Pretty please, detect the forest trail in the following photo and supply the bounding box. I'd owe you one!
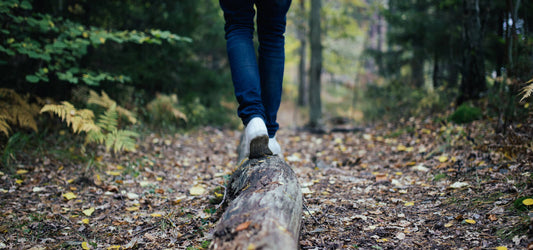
[0,117,532,249]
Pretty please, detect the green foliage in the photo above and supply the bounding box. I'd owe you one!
[449,103,482,124]
[41,91,138,153]
[0,0,190,87]
[361,81,454,121]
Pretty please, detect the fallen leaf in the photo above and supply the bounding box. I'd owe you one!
[106,171,121,176]
[150,213,162,217]
[396,232,406,240]
[495,246,507,250]
[126,207,139,212]
[396,144,407,151]
[16,169,28,174]
[404,202,414,206]
[82,241,90,250]
[32,187,45,192]
[189,185,206,196]
[301,187,313,194]
[522,198,533,206]
[127,192,139,200]
[82,207,95,216]
[438,155,448,163]
[62,192,77,201]
[412,164,429,172]
[15,179,23,184]
[375,173,388,182]
[465,219,476,224]
[449,181,469,189]
[236,221,251,232]
[444,222,454,228]
[488,214,497,221]
[82,218,89,224]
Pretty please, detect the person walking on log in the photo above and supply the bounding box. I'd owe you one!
[219,0,291,162]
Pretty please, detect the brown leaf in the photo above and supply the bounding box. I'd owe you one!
[488,214,498,221]
[235,221,251,232]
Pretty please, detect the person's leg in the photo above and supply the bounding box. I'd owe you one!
[220,0,265,125]
[220,0,271,160]
[255,0,291,138]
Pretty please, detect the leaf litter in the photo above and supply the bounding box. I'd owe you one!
[0,118,532,249]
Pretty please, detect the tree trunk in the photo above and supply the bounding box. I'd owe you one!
[211,156,303,250]
[297,0,307,107]
[308,0,322,128]
[458,0,486,104]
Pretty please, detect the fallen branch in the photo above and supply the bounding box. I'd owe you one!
[211,156,303,249]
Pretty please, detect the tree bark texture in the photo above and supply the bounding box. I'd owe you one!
[211,156,303,250]
[459,0,486,104]
[308,0,322,128]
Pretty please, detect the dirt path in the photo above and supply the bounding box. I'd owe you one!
[0,118,532,249]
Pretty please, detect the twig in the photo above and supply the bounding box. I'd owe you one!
[215,184,227,209]
[303,198,320,225]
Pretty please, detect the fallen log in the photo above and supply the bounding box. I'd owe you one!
[211,156,303,250]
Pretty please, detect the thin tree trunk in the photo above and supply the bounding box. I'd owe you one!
[309,0,322,128]
[297,0,307,107]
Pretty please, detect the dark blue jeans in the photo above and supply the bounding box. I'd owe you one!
[220,0,291,138]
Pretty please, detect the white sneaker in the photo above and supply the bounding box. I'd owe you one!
[268,137,282,158]
[237,117,271,162]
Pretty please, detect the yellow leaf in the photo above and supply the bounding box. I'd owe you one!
[82,207,95,216]
[15,179,23,184]
[156,177,163,181]
[106,171,121,176]
[465,219,476,224]
[150,213,162,217]
[62,192,77,201]
[396,144,407,151]
[522,198,533,206]
[376,238,388,243]
[67,178,74,183]
[126,207,139,212]
[404,202,414,206]
[438,155,448,163]
[189,185,206,196]
[444,222,453,228]
[99,37,106,43]
[82,241,90,250]
[495,246,508,250]
[116,165,124,170]
[16,169,28,174]
[107,246,121,250]
[82,218,89,224]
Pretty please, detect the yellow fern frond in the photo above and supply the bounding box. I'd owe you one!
[0,88,40,134]
[519,78,533,103]
[41,102,98,134]
[88,90,137,124]
[0,118,11,137]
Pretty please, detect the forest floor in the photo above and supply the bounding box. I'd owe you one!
[0,115,533,249]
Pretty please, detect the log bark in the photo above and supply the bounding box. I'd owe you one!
[211,156,303,250]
